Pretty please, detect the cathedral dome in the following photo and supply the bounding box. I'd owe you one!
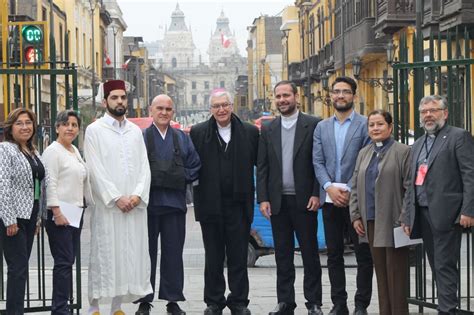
[171,3,185,18]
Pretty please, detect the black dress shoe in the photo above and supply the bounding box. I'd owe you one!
[268,302,295,315]
[307,304,323,315]
[352,307,367,315]
[167,302,186,315]
[328,304,349,315]
[230,305,251,315]
[135,302,153,315]
[204,305,223,315]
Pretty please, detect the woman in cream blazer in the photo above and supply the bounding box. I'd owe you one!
[42,110,92,315]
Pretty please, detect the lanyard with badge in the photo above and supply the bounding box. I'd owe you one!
[415,136,435,186]
[24,152,41,200]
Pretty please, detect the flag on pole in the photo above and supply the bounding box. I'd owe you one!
[122,58,131,69]
[104,48,112,66]
[221,33,231,48]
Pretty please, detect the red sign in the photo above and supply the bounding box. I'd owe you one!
[24,46,40,64]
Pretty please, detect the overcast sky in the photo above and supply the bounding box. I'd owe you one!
[116,0,293,58]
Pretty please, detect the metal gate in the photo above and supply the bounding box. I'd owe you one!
[0,63,81,313]
[392,25,474,314]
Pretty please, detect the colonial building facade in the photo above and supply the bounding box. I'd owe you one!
[154,4,246,118]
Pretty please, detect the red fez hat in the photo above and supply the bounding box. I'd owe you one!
[103,80,126,95]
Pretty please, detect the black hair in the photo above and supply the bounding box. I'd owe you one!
[367,109,393,125]
[274,80,298,94]
[331,76,357,95]
[55,110,81,128]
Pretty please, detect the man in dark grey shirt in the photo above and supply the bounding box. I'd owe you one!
[257,80,322,315]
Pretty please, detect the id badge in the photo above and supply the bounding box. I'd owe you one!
[415,164,428,186]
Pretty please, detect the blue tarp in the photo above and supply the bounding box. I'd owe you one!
[251,201,327,250]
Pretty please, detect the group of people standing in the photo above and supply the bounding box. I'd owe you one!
[0,76,473,315]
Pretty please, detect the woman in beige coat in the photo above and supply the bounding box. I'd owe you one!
[350,110,411,315]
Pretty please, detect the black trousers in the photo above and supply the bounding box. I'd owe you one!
[200,202,250,310]
[270,195,322,308]
[419,207,462,313]
[0,206,38,315]
[322,203,373,308]
[45,211,82,315]
[140,211,186,303]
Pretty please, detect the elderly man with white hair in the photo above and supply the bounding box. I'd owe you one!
[190,89,259,315]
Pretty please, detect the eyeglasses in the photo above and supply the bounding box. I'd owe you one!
[210,102,232,110]
[14,120,34,127]
[330,89,353,96]
[420,108,445,115]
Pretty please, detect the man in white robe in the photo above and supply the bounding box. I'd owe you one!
[84,80,152,315]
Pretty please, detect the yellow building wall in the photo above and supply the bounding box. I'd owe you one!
[57,0,101,89]
[281,6,299,81]
[255,17,266,102]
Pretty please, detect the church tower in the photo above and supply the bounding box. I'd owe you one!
[208,10,239,67]
[162,3,195,69]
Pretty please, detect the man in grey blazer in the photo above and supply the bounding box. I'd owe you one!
[402,95,474,315]
[257,81,323,315]
[312,76,373,315]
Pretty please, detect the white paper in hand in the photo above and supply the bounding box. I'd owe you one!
[393,226,423,248]
[325,183,349,203]
[55,201,84,228]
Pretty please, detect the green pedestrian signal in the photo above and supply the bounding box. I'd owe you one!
[22,25,43,44]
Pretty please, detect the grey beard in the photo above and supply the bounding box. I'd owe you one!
[421,120,445,135]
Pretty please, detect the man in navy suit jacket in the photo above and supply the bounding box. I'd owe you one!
[312,77,373,315]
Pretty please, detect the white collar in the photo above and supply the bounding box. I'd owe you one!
[281,110,299,129]
[103,112,127,130]
[217,122,231,143]
[153,123,169,140]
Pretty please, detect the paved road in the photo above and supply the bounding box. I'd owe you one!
[6,207,458,314]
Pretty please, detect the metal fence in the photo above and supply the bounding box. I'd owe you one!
[393,25,474,313]
[0,227,82,314]
[0,64,81,314]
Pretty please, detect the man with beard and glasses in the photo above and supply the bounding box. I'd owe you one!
[84,80,152,315]
[257,81,323,315]
[312,76,373,315]
[401,95,474,315]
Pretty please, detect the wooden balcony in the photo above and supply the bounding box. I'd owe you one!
[374,0,416,35]
[332,17,386,70]
[288,62,303,83]
[439,0,474,31]
[309,55,320,80]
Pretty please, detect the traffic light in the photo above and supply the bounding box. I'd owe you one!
[21,23,45,65]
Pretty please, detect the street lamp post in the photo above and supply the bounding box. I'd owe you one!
[89,0,98,111]
[261,58,266,112]
[128,42,135,117]
[341,0,346,76]
[111,24,118,79]
[301,2,313,113]
[281,27,291,80]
